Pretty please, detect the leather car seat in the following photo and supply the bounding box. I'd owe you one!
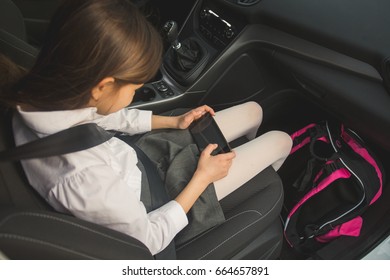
[0,0,38,68]
[0,107,284,259]
[0,0,285,260]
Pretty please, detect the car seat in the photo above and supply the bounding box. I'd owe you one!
[0,0,38,68]
[0,0,285,259]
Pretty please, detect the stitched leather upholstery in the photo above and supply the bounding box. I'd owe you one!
[0,211,153,259]
[177,167,284,259]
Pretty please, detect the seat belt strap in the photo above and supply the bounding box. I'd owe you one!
[114,134,177,260]
[0,123,114,161]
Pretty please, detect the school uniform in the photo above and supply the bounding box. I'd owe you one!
[12,107,190,255]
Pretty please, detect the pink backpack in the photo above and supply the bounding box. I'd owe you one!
[284,121,385,251]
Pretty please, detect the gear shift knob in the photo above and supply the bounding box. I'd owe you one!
[163,20,181,50]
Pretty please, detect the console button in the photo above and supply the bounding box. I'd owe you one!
[156,81,168,92]
[224,28,235,39]
[200,9,208,19]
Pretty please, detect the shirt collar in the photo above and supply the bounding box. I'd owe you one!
[17,106,105,135]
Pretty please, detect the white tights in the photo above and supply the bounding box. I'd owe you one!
[213,101,292,200]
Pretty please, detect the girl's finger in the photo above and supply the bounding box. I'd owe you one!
[202,143,218,156]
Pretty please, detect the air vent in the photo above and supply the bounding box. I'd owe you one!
[237,0,261,6]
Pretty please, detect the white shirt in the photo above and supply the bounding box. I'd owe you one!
[12,107,188,255]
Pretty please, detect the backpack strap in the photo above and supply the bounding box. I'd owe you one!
[291,122,342,192]
[292,157,319,192]
[308,124,340,162]
[290,123,318,154]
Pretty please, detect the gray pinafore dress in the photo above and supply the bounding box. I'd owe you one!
[135,128,225,246]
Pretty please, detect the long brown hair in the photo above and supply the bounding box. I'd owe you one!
[0,0,163,111]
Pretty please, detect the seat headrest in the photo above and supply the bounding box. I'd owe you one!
[0,0,26,41]
[0,1,38,68]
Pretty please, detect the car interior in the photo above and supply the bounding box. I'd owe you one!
[1,0,389,260]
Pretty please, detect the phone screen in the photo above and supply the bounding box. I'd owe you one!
[189,113,231,155]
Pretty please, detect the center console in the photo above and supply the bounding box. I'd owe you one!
[198,5,239,50]
[130,0,247,112]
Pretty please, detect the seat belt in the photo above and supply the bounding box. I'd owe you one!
[115,134,177,260]
[0,122,176,259]
[0,123,114,161]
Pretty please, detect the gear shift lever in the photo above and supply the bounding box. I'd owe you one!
[163,20,202,72]
[162,20,208,85]
[163,20,181,50]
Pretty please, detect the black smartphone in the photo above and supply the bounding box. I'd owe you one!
[189,113,231,156]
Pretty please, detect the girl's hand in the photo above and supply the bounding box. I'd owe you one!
[194,144,236,185]
[175,143,235,214]
[176,105,215,129]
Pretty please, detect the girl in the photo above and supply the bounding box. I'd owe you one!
[0,0,292,256]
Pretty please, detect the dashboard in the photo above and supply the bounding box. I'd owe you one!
[186,0,390,150]
[213,0,390,90]
[130,0,390,150]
